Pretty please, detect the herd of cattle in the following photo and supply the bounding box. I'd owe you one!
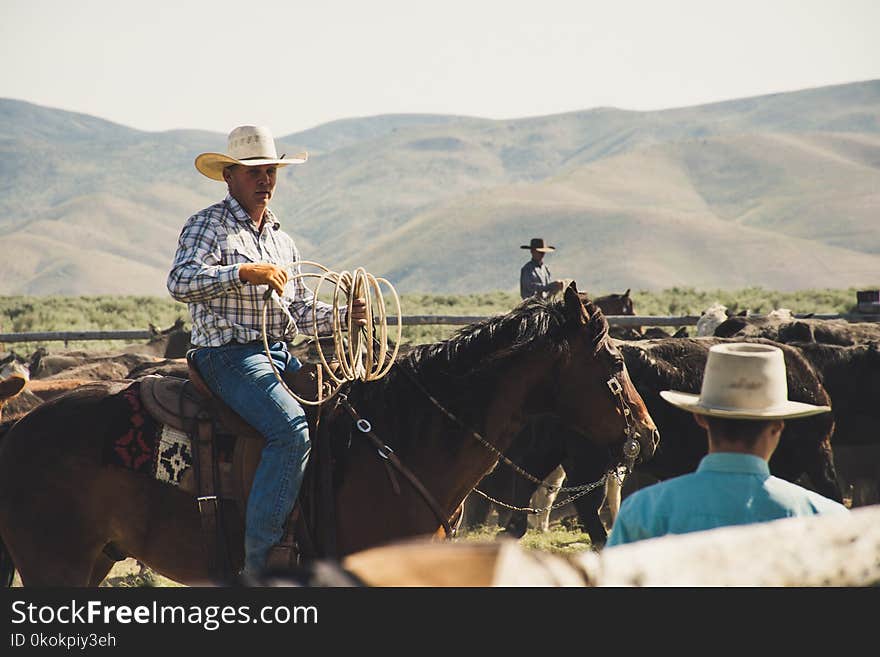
[467,300,880,545]
[1,298,879,552]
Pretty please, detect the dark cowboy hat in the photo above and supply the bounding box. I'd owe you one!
[520,237,556,252]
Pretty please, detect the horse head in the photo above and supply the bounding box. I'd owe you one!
[592,288,634,316]
[552,283,659,468]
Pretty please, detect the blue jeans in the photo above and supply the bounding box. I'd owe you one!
[191,341,309,577]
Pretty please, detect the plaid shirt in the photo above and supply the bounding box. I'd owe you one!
[167,195,341,347]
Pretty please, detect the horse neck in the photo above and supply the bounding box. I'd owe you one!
[355,346,558,512]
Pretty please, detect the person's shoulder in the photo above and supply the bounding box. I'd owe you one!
[801,487,850,514]
[765,476,850,514]
[186,200,229,226]
[623,472,702,506]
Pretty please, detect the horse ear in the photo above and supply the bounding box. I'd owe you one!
[563,282,588,325]
[624,288,630,297]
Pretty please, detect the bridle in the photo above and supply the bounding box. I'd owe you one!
[607,374,644,472]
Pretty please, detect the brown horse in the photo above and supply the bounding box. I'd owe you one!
[0,285,659,586]
[593,289,634,317]
[594,289,644,340]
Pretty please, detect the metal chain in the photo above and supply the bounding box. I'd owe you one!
[395,362,604,493]
[472,474,608,514]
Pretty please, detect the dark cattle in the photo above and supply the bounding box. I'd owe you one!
[789,341,880,505]
[714,316,880,346]
[616,338,838,493]
[29,351,160,380]
[641,327,689,339]
[468,336,841,546]
[126,358,189,379]
[125,340,419,380]
[0,379,93,424]
[608,327,644,340]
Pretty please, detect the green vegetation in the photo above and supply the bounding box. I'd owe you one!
[0,287,865,353]
[0,295,188,333]
[627,286,863,317]
[460,524,594,556]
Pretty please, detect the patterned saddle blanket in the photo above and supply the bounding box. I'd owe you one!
[103,381,236,492]
[104,366,326,501]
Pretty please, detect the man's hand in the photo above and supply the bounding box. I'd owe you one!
[350,298,368,327]
[551,280,565,293]
[239,263,288,296]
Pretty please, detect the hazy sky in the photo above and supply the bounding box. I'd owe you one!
[2,0,878,136]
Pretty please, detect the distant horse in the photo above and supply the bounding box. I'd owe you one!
[594,289,634,317]
[0,284,659,586]
[594,289,688,340]
[594,289,644,340]
[145,318,192,359]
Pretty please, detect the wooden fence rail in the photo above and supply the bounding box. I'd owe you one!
[1,312,878,344]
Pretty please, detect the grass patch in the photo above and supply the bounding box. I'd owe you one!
[458,524,594,556]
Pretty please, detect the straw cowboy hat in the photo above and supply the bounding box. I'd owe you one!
[195,125,308,181]
[520,238,556,252]
[659,343,831,420]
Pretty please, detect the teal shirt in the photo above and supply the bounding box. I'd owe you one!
[606,452,849,547]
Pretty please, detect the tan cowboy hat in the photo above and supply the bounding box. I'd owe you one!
[520,237,556,252]
[659,343,831,420]
[195,125,308,181]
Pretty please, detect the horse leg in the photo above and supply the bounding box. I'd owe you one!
[14,537,106,587]
[599,473,623,532]
[461,491,493,530]
[527,465,565,532]
[572,486,608,548]
[498,477,540,539]
[0,481,114,587]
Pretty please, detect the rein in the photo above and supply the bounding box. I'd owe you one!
[335,393,455,538]
[394,347,643,515]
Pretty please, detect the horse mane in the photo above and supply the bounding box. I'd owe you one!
[403,295,609,379]
[334,295,610,458]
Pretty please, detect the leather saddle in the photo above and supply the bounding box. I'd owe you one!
[137,352,337,577]
[138,356,328,504]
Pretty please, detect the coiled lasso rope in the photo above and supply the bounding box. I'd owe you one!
[261,261,402,406]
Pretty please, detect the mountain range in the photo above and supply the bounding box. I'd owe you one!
[1,79,878,297]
